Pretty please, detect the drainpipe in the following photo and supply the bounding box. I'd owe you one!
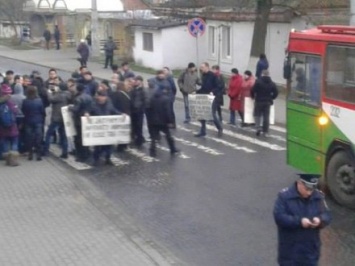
[351,0,355,25]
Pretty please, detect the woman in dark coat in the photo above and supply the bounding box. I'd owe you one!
[0,84,20,166]
[22,86,46,161]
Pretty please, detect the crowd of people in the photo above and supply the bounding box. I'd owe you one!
[0,53,277,167]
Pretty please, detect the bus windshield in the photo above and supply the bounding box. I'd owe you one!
[288,53,321,107]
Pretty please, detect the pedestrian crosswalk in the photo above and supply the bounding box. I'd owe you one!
[48,120,287,171]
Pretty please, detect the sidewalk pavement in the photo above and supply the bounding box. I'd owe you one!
[0,157,182,266]
[0,45,286,125]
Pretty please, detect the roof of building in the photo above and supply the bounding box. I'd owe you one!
[129,18,187,29]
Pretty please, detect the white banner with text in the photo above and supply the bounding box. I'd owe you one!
[82,115,131,146]
[189,94,215,121]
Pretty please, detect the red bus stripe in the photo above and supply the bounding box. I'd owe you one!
[323,98,355,111]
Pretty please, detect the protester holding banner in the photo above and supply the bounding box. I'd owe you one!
[88,91,120,166]
[69,84,93,162]
[43,82,71,159]
[177,62,201,124]
[251,69,278,137]
[211,65,225,123]
[227,68,243,126]
[195,62,222,138]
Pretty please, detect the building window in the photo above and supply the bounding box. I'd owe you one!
[325,45,355,104]
[143,32,153,52]
[222,26,231,59]
[208,26,216,56]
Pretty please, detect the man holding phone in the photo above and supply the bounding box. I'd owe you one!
[273,174,331,266]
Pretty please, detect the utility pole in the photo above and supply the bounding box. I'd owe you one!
[91,0,100,58]
[351,0,355,25]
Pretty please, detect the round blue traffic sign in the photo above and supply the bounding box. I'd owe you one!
[187,18,206,37]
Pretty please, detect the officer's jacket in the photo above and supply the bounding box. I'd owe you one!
[273,183,331,265]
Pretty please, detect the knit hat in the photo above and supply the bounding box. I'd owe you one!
[1,84,12,95]
[188,62,196,69]
[231,68,239,74]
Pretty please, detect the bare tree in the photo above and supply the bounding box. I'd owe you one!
[0,0,27,40]
[250,0,272,57]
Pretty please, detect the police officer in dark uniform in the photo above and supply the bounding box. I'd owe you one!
[273,174,331,266]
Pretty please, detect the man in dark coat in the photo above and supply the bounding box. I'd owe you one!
[111,82,131,152]
[146,88,179,157]
[43,28,51,50]
[273,174,331,266]
[69,84,93,162]
[43,83,71,159]
[89,91,120,166]
[251,69,278,137]
[195,62,223,137]
[81,71,98,97]
[103,36,117,69]
[54,25,60,50]
[211,65,225,122]
[130,76,146,148]
[77,40,90,67]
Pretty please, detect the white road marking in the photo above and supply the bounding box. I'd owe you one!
[156,144,191,159]
[49,146,92,170]
[110,155,130,167]
[236,126,286,142]
[178,126,256,153]
[173,137,224,156]
[189,122,286,151]
[126,148,159,162]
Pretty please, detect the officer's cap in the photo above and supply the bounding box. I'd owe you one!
[298,174,320,189]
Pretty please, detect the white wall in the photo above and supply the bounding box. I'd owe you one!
[265,22,291,85]
[161,26,200,69]
[133,28,163,69]
[205,20,254,77]
[0,23,23,38]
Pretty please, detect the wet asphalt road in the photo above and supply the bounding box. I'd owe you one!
[2,57,355,266]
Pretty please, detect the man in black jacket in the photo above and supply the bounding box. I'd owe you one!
[251,69,278,136]
[69,84,93,161]
[147,88,179,157]
[195,62,223,137]
[130,76,146,148]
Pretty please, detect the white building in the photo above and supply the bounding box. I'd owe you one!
[130,16,309,84]
[132,19,197,70]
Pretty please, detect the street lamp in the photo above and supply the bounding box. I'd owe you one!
[91,0,100,58]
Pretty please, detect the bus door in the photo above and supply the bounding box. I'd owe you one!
[287,53,323,173]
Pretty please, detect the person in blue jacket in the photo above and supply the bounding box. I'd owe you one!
[256,53,269,79]
[273,174,331,266]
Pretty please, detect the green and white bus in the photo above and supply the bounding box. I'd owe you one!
[286,25,355,208]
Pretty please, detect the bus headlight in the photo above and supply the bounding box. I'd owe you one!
[318,115,329,126]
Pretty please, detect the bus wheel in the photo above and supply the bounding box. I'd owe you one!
[327,151,355,208]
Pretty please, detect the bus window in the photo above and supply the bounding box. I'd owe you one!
[288,54,321,107]
[326,46,355,104]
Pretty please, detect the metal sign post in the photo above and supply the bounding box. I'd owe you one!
[188,18,206,75]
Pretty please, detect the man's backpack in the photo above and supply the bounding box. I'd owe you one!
[0,102,15,128]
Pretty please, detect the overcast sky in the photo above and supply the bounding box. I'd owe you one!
[33,0,123,11]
